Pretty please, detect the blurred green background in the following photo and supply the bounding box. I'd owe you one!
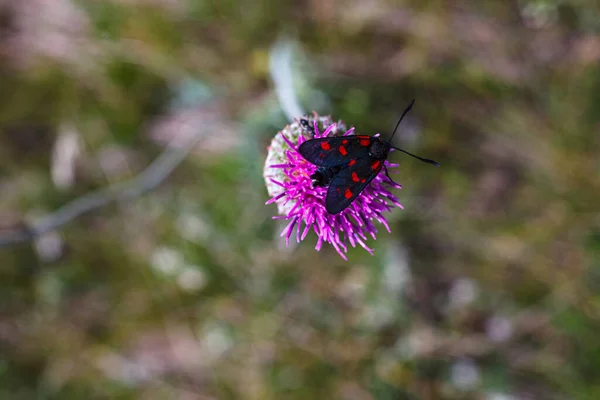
[1,0,600,399]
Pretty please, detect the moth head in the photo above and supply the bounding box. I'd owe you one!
[369,138,391,159]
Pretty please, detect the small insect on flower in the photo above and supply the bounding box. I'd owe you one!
[263,100,439,260]
[299,99,439,214]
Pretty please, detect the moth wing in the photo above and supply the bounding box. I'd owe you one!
[298,136,372,167]
[325,155,384,214]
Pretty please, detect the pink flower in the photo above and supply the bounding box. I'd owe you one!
[264,113,403,260]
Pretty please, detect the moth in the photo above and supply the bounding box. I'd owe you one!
[298,100,439,214]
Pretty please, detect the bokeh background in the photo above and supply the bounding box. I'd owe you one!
[1,0,600,399]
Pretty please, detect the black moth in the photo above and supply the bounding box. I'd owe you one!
[298,99,439,214]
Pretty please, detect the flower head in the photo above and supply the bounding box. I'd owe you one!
[264,113,403,260]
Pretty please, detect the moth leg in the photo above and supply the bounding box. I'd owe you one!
[383,165,401,187]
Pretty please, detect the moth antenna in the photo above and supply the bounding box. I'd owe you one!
[391,146,440,166]
[389,99,415,142]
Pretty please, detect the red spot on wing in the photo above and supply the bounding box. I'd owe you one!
[351,172,359,182]
[342,139,348,144]
[321,142,331,151]
[371,160,381,170]
[361,178,366,183]
[348,159,356,166]
[339,146,347,155]
[344,188,353,199]
[357,135,371,147]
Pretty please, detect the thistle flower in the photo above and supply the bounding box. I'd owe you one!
[264,113,403,260]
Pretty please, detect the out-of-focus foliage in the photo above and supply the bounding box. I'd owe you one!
[1,0,599,399]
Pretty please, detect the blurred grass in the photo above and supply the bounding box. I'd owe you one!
[1,0,600,399]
